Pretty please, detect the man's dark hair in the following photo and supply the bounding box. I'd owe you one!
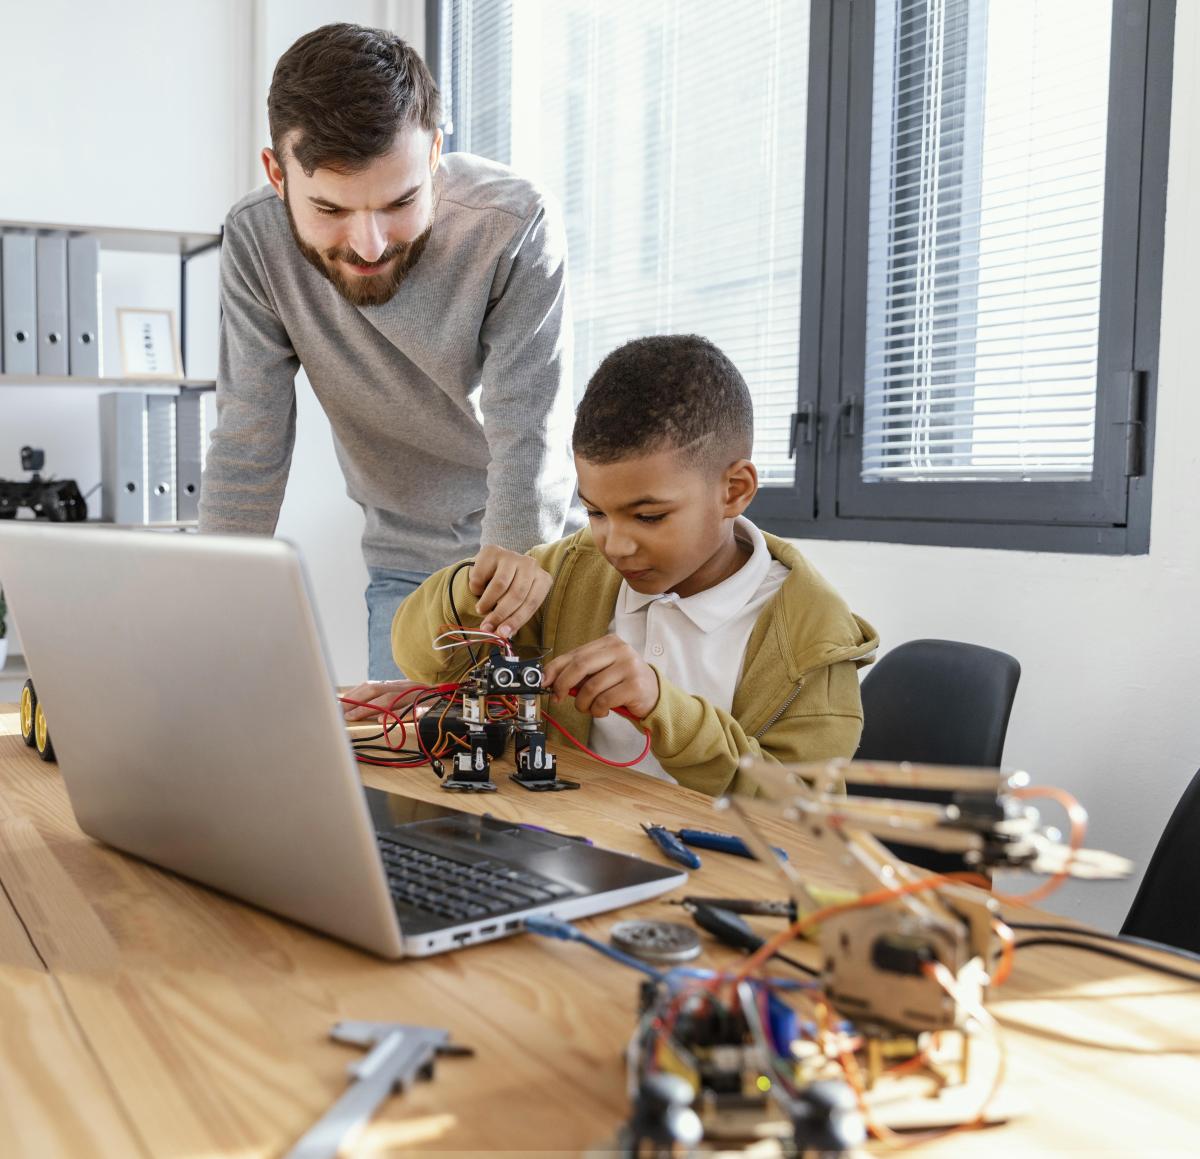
[268,23,442,176]
[573,335,754,473]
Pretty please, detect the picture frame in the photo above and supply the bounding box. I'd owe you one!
[116,307,183,379]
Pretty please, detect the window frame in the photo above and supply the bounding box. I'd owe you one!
[429,0,1174,556]
[760,0,1174,555]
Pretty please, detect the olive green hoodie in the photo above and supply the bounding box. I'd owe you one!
[392,526,878,797]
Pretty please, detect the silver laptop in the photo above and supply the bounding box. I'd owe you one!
[0,524,686,958]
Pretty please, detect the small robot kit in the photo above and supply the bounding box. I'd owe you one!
[345,628,651,793]
[607,757,1134,1156]
[342,555,653,792]
[0,446,87,522]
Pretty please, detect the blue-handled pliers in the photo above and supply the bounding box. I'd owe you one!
[641,823,702,869]
[675,828,790,862]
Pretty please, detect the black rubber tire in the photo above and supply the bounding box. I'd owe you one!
[19,679,37,747]
[34,701,55,762]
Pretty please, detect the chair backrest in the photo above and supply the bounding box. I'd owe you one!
[854,638,1021,875]
[857,638,1021,767]
[1120,768,1200,955]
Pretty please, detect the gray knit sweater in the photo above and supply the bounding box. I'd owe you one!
[198,152,576,572]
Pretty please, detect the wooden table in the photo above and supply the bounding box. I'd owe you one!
[0,703,1196,1157]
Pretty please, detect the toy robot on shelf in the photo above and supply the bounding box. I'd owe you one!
[0,447,87,522]
[440,648,579,793]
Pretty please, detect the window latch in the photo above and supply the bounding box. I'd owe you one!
[788,403,815,458]
[825,396,860,452]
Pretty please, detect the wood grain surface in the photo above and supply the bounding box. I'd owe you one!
[0,705,1196,1157]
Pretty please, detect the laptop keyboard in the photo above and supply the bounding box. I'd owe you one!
[376,835,574,923]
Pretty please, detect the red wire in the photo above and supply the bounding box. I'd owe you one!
[338,683,465,760]
[340,677,654,772]
[353,755,431,768]
[542,709,653,768]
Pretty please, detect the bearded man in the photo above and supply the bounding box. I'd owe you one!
[199,23,575,678]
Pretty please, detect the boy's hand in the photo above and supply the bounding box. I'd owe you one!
[340,679,423,722]
[542,635,660,720]
[469,545,552,639]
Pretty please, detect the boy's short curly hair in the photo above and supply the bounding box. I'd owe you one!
[573,335,753,473]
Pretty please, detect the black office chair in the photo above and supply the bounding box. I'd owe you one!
[1120,768,1200,955]
[854,638,1022,873]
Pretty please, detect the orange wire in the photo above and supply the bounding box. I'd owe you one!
[728,870,992,985]
[991,919,1015,986]
[434,693,457,757]
[992,785,1087,906]
[884,1049,931,1078]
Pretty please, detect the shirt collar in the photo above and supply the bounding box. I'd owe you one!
[617,518,773,632]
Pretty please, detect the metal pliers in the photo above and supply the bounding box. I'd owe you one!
[641,823,702,869]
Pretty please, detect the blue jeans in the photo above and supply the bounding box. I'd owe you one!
[365,567,432,680]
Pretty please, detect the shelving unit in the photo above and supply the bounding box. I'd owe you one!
[0,217,222,529]
[0,374,216,389]
[0,215,221,388]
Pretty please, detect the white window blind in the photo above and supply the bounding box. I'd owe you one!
[444,0,809,485]
[862,0,1113,482]
[443,0,514,161]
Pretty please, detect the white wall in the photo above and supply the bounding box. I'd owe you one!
[0,0,250,653]
[793,3,1200,931]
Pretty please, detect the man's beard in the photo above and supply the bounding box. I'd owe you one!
[284,190,433,307]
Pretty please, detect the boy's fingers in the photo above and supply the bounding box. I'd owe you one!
[484,573,535,636]
[544,637,607,694]
[590,681,634,716]
[340,681,379,712]
[548,647,608,702]
[488,574,550,636]
[467,551,498,596]
[475,559,517,617]
[499,589,543,637]
[573,666,624,715]
[340,680,418,720]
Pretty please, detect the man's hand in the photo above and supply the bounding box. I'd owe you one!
[340,679,424,722]
[542,635,660,720]
[469,545,552,639]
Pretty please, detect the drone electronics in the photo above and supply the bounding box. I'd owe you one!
[605,757,1135,1155]
[0,446,87,522]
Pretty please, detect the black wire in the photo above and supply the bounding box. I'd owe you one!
[1007,922,1200,968]
[352,728,388,743]
[350,687,460,765]
[408,689,463,761]
[1014,937,1200,984]
[773,951,819,978]
[447,559,477,664]
[350,748,427,767]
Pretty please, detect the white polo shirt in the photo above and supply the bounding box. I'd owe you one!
[589,517,790,781]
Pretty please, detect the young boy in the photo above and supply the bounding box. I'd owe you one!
[349,334,878,796]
